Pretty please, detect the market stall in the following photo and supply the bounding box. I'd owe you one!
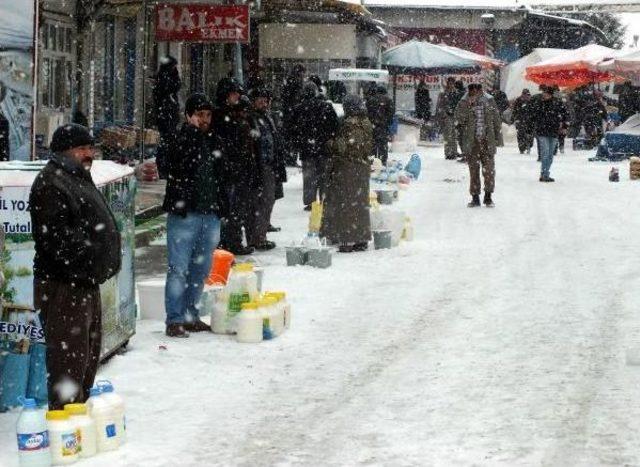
[0,160,137,363]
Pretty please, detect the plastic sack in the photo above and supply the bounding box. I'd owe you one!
[26,343,48,405]
[404,154,422,180]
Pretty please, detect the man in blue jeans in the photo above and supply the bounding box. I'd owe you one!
[163,93,229,337]
[529,85,569,182]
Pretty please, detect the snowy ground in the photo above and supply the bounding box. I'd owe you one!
[3,142,640,466]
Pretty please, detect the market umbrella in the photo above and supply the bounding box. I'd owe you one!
[382,39,502,103]
[525,44,621,88]
[382,39,502,74]
[597,50,640,84]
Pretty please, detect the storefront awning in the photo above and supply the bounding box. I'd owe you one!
[264,0,370,15]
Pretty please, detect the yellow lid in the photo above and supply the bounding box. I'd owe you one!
[64,403,87,415]
[241,302,259,311]
[260,296,277,306]
[263,292,281,302]
[46,410,70,421]
[270,291,287,300]
[233,263,254,273]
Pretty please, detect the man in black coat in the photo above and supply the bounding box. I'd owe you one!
[291,82,338,210]
[30,124,121,409]
[246,87,286,250]
[528,86,569,182]
[163,93,228,337]
[213,78,256,256]
[512,89,534,154]
[366,85,395,166]
[153,56,182,178]
[415,79,432,121]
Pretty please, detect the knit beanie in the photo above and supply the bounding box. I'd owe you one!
[50,124,94,153]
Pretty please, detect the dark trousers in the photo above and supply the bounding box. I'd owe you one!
[35,278,102,410]
[372,136,389,166]
[467,139,495,196]
[516,125,534,153]
[221,180,254,248]
[246,166,276,246]
[302,158,327,207]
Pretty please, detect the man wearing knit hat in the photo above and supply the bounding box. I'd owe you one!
[29,123,121,409]
[163,93,228,337]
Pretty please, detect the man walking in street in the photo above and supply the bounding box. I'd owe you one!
[512,89,534,154]
[455,84,503,207]
[163,93,228,337]
[30,124,121,409]
[436,77,464,160]
[529,85,569,182]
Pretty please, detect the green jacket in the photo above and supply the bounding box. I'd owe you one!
[327,116,373,167]
[455,94,504,155]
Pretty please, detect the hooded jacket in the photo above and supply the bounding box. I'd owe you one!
[30,153,121,286]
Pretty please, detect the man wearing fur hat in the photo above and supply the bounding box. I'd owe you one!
[30,124,121,409]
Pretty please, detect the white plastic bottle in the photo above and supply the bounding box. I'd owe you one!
[46,410,78,465]
[263,296,284,337]
[64,403,97,458]
[271,291,291,329]
[86,387,119,452]
[96,381,126,445]
[236,302,263,343]
[16,398,51,467]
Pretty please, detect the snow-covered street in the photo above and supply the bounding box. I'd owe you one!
[3,143,640,466]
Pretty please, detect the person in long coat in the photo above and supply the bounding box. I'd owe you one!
[153,56,182,178]
[321,95,373,253]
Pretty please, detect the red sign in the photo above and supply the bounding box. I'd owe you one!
[155,4,249,43]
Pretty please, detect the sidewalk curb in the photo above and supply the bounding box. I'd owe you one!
[134,208,166,248]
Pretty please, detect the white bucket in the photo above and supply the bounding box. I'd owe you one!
[136,278,165,321]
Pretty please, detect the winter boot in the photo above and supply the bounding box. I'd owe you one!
[467,195,481,208]
[483,192,494,207]
[352,242,369,252]
[166,324,189,338]
[229,244,255,256]
[183,320,211,333]
[267,224,281,232]
[254,241,277,251]
[540,176,555,183]
[338,243,354,253]
[303,205,312,212]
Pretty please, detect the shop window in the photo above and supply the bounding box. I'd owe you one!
[39,19,76,110]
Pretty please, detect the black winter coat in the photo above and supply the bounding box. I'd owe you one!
[213,105,256,185]
[290,97,338,161]
[249,109,287,199]
[30,154,121,287]
[366,93,395,140]
[162,123,229,218]
[153,66,181,135]
[528,95,569,137]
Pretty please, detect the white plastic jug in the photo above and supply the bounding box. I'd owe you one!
[226,264,259,330]
[262,296,284,337]
[46,410,79,465]
[64,403,97,458]
[86,387,119,452]
[236,302,263,343]
[269,291,291,330]
[16,398,51,467]
[96,381,126,445]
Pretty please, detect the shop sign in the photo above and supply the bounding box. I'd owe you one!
[155,4,250,43]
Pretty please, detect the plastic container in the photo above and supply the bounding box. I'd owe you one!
[262,296,284,337]
[46,410,79,465]
[258,300,274,341]
[64,404,97,458]
[236,302,263,343]
[265,292,286,332]
[206,249,235,285]
[373,230,392,249]
[85,387,119,452]
[225,264,259,329]
[402,217,414,241]
[208,286,232,334]
[136,278,165,320]
[96,381,126,445]
[16,398,51,467]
